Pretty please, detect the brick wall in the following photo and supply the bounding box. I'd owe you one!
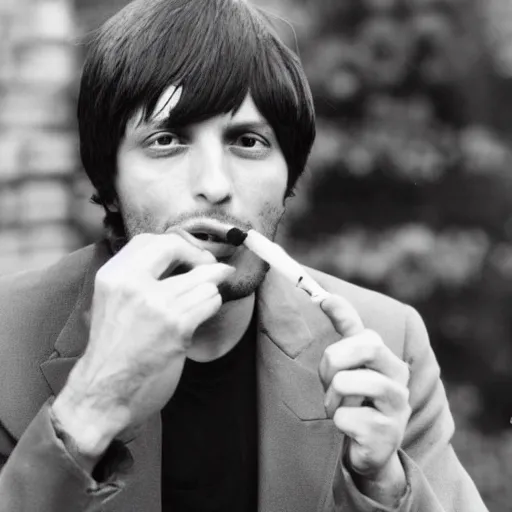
[0,0,103,275]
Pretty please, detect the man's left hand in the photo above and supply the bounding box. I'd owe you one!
[318,293,411,501]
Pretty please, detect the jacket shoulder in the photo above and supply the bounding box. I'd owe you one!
[0,244,95,343]
[0,245,97,435]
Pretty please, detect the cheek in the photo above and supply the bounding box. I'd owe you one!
[261,199,285,229]
[241,157,287,202]
[249,174,287,235]
[117,158,185,214]
[265,164,287,213]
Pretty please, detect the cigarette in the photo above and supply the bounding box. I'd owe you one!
[226,227,330,304]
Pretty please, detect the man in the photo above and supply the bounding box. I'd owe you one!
[0,0,488,511]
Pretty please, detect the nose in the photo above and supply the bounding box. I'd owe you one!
[190,138,233,206]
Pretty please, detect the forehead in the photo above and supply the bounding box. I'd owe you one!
[126,85,268,133]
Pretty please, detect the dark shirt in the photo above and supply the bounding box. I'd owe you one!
[161,317,258,512]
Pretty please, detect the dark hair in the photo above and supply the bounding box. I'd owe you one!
[78,0,316,235]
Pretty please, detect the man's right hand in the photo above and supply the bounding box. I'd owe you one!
[52,232,235,466]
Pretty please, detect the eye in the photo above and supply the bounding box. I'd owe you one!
[238,135,262,147]
[229,132,272,160]
[232,133,270,149]
[148,133,180,148]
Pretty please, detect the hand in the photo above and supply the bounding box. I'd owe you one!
[318,293,411,502]
[53,231,235,460]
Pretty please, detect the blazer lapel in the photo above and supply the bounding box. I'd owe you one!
[256,269,343,512]
[39,242,162,512]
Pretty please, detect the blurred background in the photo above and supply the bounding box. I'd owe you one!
[0,0,511,508]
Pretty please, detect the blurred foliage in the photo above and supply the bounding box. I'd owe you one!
[273,3,512,504]
[277,0,512,436]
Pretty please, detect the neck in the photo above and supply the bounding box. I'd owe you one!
[187,293,256,362]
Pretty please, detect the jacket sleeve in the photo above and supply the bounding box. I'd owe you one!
[0,398,130,512]
[329,305,489,512]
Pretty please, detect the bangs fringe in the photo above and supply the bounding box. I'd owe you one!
[94,0,312,132]
[97,0,257,127]
[79,0,315,209]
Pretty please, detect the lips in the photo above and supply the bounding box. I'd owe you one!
[176,219,242,259]
[190,232,225,243]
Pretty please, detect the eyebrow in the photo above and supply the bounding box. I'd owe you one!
[135,118,274,136]
[225,121,273,133]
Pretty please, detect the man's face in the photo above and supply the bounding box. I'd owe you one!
[115,90,288,301]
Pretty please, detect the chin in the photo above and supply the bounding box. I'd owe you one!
[218,261,270,303]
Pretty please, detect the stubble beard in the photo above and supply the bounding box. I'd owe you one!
[120,206,283,303]
[216,256,270,303]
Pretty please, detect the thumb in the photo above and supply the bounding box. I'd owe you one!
[319,293,364,338]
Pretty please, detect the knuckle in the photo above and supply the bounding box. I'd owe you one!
[323,344,339,370]
[361,337,380,363]
[120,280,144,300]
[363,330,386,361]
[95,270,123,294]
[389,382,410,408]
[380,379,410,415]
[163,310,187,336]
[333,407,346,426]
[373,414,392,435]
[174,317,191,338]
[96,267,147,298]
[146,291,166,312]
[161,309,176,329]
[331,371,345,392]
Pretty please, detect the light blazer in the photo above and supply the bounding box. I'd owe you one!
[0,242,488,511]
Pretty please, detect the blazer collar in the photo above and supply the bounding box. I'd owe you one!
[255,269,342,512]
[255,267,341,420]
[40,242,111,395]
[256,267,313,357]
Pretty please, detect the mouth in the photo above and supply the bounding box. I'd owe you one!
[176,219,244,259]
[190,232,226,243]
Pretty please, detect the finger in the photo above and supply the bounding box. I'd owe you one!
[156,283,223,339]
[332,405,382,442]
[333,406,403,476]
[158,263,235,297]
[319,293,364,338]
[180,292,223,334]
[170,282,220,311]
[319,330,410,390]
[324,369,409,418]
[115,231,217,279]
